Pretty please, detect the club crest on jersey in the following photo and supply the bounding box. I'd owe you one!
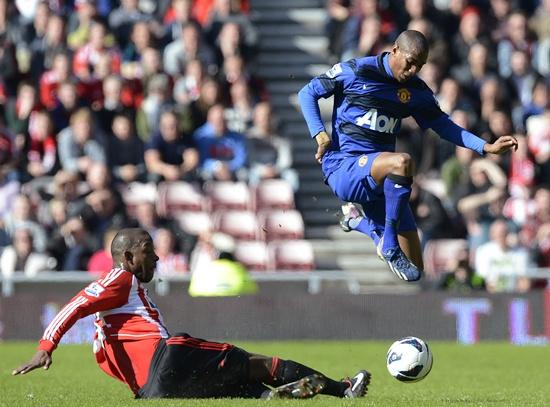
[358,155,368,167]
[397,88,411,103]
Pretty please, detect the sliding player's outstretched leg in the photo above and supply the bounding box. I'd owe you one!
[249,355,371,399]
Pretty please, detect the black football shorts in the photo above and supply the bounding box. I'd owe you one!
[137,332,268,399]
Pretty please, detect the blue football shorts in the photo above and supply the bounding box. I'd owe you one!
[324,151,417,233]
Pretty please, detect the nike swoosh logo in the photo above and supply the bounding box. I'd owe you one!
[394,184,402,189]
[352,372,365,391]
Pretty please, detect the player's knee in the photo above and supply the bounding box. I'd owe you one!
[391,153,414,173]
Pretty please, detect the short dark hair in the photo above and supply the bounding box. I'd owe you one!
[396,30,429,57]
[111,228,151,261]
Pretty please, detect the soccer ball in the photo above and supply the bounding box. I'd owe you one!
[386,336,433,382]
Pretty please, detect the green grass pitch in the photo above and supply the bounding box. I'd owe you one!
[1,341,549,407]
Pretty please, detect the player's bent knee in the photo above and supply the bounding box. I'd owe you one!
[391,153,412,170]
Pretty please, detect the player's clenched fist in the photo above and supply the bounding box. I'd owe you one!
[315,131,332,163]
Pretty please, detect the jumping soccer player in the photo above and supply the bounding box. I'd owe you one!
[13,228,370,400]
[298,30,517,282]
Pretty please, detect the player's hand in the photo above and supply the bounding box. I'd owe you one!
[483,135,518,155]
[315,131,332,164]
[12,350,52,376]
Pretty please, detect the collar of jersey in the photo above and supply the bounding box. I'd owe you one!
[378,52,394,79]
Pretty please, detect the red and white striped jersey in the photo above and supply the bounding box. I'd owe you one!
[38,268,169,394]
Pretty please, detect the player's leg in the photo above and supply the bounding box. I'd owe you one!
[369,152,422,281]
[370,152,414,252]
[399,231,423,270]
[248,354,370,399]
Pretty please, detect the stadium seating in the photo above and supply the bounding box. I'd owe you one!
[234,240,272,271]
[270,239,315,271]
[205,181,254,210]
[118,182,158,218]
[216,210,262,240]
[175,211,213,236]
[157,181,208,216]
[255,179,295,210]
[261,209,305,241]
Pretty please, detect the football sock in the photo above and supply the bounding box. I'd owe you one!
[270,358,349,397]
[350,218,381,245]
[382,174,412,252]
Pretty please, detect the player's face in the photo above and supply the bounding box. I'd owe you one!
[134,237,159,283]
[390,45,428,83]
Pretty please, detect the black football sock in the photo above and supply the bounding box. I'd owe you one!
[269,358,349,397]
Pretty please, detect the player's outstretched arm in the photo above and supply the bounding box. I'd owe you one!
[482,135,518,155]
[12,350,52,376]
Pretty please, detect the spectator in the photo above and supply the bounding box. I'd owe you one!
[25,1,51,81]
[0,227,56,277]
[410,180,456,246]
[225,78,254,133]
[67,0,98,51]
[136,73,173,141]
[121,20,154,69]
[39,52,72,110]
[179,76,221,134]
[246,102,297,189]
[72,18,121,81]
[456,158,508,250]
[214,21,251,65]
[436,77,474,115]
[342,15,385,60]
[5,82,39,144]
[475,218,533,293]
[93,74,134,133]
[325,0,352,60]
[497,10,537,78]
[193,104,247,181]
[204,0,258,55]
[107,113,146,183]
[438,249,485,292]
[220,54,266,101]
[163,0,200,43]
[451,6,488,66]
[172,58,204,106]
[109,0,151,50]
[154,227,189,275]
[24,110,58,180]
[131,200,196,257]
[3,193,47,253]
[57,216,95,271]
[50,81,83,133]
[144,109,198,182]
[57,108,106,176]
[87,228,118,274]
[451,42,494,101]
[506,50,538,112]
[0,0,22,97]
[163,22,216,77]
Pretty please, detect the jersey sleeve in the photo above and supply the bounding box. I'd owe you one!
[298,60,355,138]
[410,88,447,130]
[38,269,133,354]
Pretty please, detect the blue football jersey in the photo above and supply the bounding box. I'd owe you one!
[299,52,446,155]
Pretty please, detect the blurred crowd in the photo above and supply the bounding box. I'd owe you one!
[1,0,549,295]
[0,0,300,277]
[327,0,550,292]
